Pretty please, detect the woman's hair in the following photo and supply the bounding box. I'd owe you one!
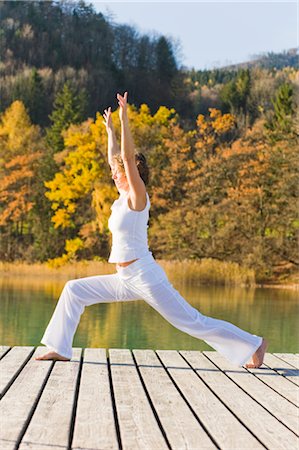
[113,152,149,185]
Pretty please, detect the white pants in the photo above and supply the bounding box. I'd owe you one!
[41,254,263,366]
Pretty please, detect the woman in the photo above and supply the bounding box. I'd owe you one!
[36,92,268,368]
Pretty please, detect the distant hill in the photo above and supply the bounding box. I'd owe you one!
[218,48,298,71]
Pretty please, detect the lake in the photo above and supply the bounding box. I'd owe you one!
[0,273,298,353]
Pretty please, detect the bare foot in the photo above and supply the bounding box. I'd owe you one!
[245,338,268,368]
[35,351,70,361]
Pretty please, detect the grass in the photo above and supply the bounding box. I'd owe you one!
[161,258,256,286]
[0,258,256,286]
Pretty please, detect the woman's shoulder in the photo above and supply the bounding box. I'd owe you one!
[127,190,150,212]
[111,189,150,212]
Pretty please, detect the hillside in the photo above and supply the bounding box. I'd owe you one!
[219,48,298,71]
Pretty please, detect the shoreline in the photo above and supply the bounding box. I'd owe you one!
[255,283,299,291]
[1,260,298,290]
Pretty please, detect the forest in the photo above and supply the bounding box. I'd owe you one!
[0,0,298,282]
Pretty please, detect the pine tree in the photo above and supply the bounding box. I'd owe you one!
[46,81,87,155]
[27,68,47,126]
[265,82,296,141]
[154,36,178,106]
[220,69,251,130]
[33,82,87,260]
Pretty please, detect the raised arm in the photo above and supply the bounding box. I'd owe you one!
[117,92,146,210]
[103,107,120,168]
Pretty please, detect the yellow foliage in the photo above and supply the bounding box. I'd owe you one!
[92,183,118,233]
[51,208,72,229]
[213,113,236,134]
[0,101,41,156]
[208,108,221,119]
[153,106,177,126]
[44,117,107,228]
[47,237,84,267]
[196,114,205,126]
[65,237,84,255]
[0,101,43,225]
[46,254,70,268]
[195,108,236,158]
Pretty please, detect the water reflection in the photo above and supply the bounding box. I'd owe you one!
[0,274,298,353]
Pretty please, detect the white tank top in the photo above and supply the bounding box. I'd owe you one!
[108,191,151,263]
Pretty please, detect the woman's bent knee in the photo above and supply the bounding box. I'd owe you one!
[65,279,76,289]
[64,279,81,298]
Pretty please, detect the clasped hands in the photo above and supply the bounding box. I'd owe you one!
[103,91,128,132]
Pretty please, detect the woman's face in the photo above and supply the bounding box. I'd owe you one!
[111,164,129,193]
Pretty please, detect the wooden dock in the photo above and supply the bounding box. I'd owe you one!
[0,346,298,450]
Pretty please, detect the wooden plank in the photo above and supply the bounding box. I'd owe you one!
[72,348,118,450]
[109,349,168,450]
[18,348,82,450]
[0,346,10,359]
[245,360,299,407]
[133,349,216,449]
[0,347,298,450]
[204,351,299,435]
[274,353,299,369]
[0,346,34,398]
[264,353,299,386]
[0,347,53,450]
[181,350,299,449]
[157,350,263,449]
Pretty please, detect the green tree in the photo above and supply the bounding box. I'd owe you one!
[26,68,47,126]
[220,69,251,130]
[153,36,178,107]
[265,82,296,141]
[29,81,87,260]
[46,81,87,155]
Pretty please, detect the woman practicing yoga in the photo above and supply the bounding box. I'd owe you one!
[36,92,268,368]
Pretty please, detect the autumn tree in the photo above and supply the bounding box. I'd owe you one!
[151,113,298,280]
[0,101,44,260]
[218,119,298,278]
[150,108,237,259]
[44,111,116,265]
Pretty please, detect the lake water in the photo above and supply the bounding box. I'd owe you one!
[0,274,298,353]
